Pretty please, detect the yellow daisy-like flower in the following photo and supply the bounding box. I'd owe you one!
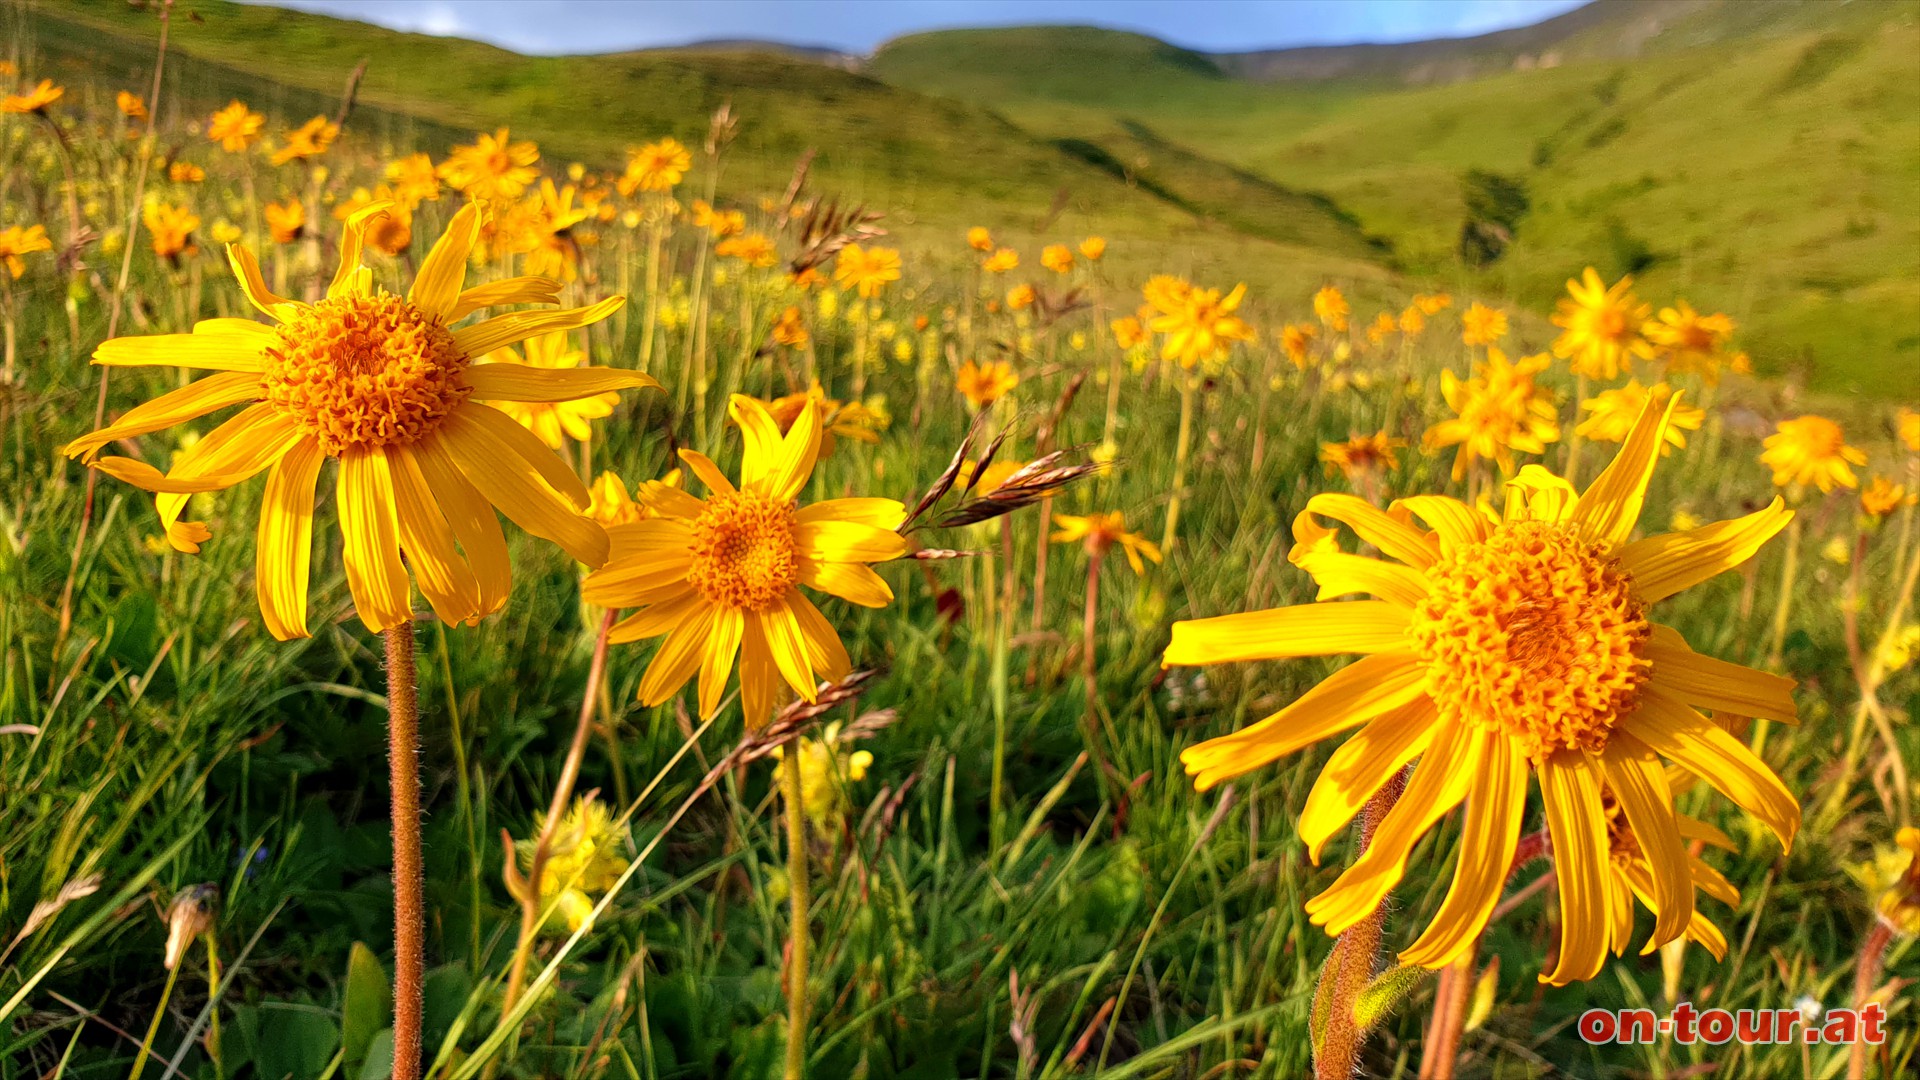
[1898,408,1920,454]
[440,128,540,202]
[335,186,414,255]
[1576,379,1702,456]
[580,395,911,726]
[1,79,62,114]
[271,115,338,167]
[1314,285,1350,333]
[513,180,591,281]
[956,359,1018,410]
[1005,283,1036,311]
[1149,282,1254,369]
[716,232,779,268]
[759,380,885,457]
[1080,236,1106,262]
[1644,302,1737,384]
[833,243,901,298]
[1365,311,1398,347]
[1552,267,1653,380]
[1282,323,1318,370]
[168,162,206,184]
[144,201,200,262]
[691,200,744,239]
[966,226,993,252]
[1164,394,1798,984]
[1423,348,1560,481]
[116,90,148,121]
[1460,301,1507,347]
[264,199,305,245]
[208,100,264,153]
[1053,511,1163,575]
[1398,306,1426,337]
[0,224,52,279]
[618,138,691,196]
[770,720,875,830]
[1041,244,1075,274]
[587,467,683,528]
[981,248,1018,274]
[1860,476,1914,521]
[1414,292,1452,316]
[1597,776,1741,962]
[63,203,655,639]
[1111,315,1148,351]
[1319,432,1405,483]
[384,153,442,208]
[1761,415,1866,493]
[484,332,617,450]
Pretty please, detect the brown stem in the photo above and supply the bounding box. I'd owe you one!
[1848,920,1893,1080]
[1315,768,1407,1080]
[385,624,425,1080]
[1422,945,1478,1080]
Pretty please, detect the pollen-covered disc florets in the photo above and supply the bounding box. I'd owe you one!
[688,489,800,611]
[264,292,470,454]
[1410,520,1650,762]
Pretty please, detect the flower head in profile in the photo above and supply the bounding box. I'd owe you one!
[208,100,264,153]
[967,226,993,252]
[64,202,654,640]
[440,128,540,202]
[1314,286,1350,333]
[1576,379,1701,456]
[1041,244,1075,274]
[270,116,338,166]
[1079,236,1106,261]
[1761,415,1865,493]
[1552,268,1652,380]
[514,796,628,934]
[618,138,691,196]
[1053,511,1162,575]
[587,467,683,528]
[264,199,306,245]
[757,381,886,458]
[770,720,875,831]
[957,359,1018,410]
[580,395,911,727]
[1148,281,1254,369]
[144,201,200,262]
[336,186,414,255]
[716,232,779,268]
[982,248,1019,274]
[1424,349,1560,481]
[1644,302,1737,383]
[1860,476,1914,521]
[1111,315,1148,351]
[1319,432,1405,485]
[1282,323,1318,370]
[0,224,51,278]
[1,79,62,115]
[833,243,901,298]
[1365,311,1398,347]
[1165,394,1798,984]
[1460,301,1507,347]
[483,332,618,450]
[772,305,810,348]
[1414,292,1452,316]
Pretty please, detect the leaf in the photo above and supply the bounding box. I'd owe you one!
[357,1029,394,1080]
[1352,964,1432,1035]
[254,1006,339,1080]
[342,942,391,1068]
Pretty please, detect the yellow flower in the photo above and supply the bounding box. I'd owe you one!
[772,305,810,348]
[1860,476,1914,520]
[618,138,691,196]
[1,79,62,115]
[1597,777,1741,962]
[1460,301,1507,347]
[833,243,901,299]
[144,201,200,261]
[1423,348,1560,480]
[716,232,778,268]
[758,380,886,458]
[1079,236,1106,261]
[1874,829,1920,936]
[335,186,414,255]
[967,226,993,252]
[1398,306,1426,337]
[1111,315,1147,351]
[1282,323,1318,370]
[1041,243,1075,274]
[64,202,653,639]
[1365,311,1398,346]
[439,127,539,202]
[1899,408,1920,454]
[691,200,745,238]
[271,115,338,166]
[263,199,305,245]
[1313,285,1349,333]
[1644,302,1737,383]
[384,153,442,207]
[207,100,264,153]
[1142,275,1191,313]
[1318,432,1405,483]
[1053,511,1162,575]
[0,224,52,279]
[769,720,874,829]
[116,90,147,120]
[1552,267,1653,380]
[1148,282,1254,369]
[982,247,1018,274]
[957,359,1018,410]
[1005,283,1036,311]
[514,180,591,281]
[1165,394,1797,984]
[587,467,683,528]
[168,162,206,184]
[515,796,628,934]
[1761,415,1866,493]
[1414,292,1452,315]
[580,395,912,726]
[1576,380,1701,455]
[481,332,617,450]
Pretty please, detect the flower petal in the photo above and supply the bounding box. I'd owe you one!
[761,600,817,703]
[405,437,511,615]
[792,520,912,564]
[763,396,822,503]
[93,333,268,371]
[798,558,894,608]
[676,449,736,496]
[1291,551,1427,608]
[1624,687,1799,852]
[1538,749,1611,986]
[583,522,697,606]
[453,296,625,358]
[794,498,909,530]
[1400,729,1526,968]
[1393,494,1490,555]
[1574,391,1679,551]
[449,276,565,321]
[465,363,660,402]
[337,450,413,633]
[64,371,262,460]
[225,244,300,322]
[730,394,785,491]
[1163,601,1408,667]
[1299,697,1436,863]
[329,202,392,299]
[638,604,714,707]
[1602,732,1693,949]
[1618,499,1792,603]
[607,590,704,644]
[739,614,779,729]
[390,444,483,625]
[698,607,744,719]
[1645,624,1797,722]
[1291,492,1436,569]
[409,201,480,320]
[437,407,608,566]
[787,589,852,683]
[254,437,325,641]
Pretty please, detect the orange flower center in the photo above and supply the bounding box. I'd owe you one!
[1409,520,1651,762]
[263,293,471,455]
[687,489,800,611]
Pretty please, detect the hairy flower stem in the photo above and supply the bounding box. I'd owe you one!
[782,747,812,1080]
[502,610,618,1020]
[384,624,426,1080]
[1848,920,1893,1080]
[1162,373,1197,553]
[1419,944,1477,1080]
[1314,769,1406,1080]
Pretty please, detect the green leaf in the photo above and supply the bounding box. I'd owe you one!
[1352,964,1432,1035]
[342,942,392,1068]
[357,1029,395,1080]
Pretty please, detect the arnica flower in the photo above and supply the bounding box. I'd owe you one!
[1053,512,1163,575]
[1644,302,1738,383]
[1148,282,1254,369]
[483,332,616,450]
[770,720,875,831]
[1111,315,1148,351]
[691,200,745,239]
[1413,292,1452,316]
[1282,323,1318,370]
[982,248,1018,274]
[1,79,62,114]
[1164,395,1798,984]
[967,226,993,252]
[1870,828,1920,936]
[1319,432,1404,483]
[1860,476,1914,521]
[772,305,810,348]
[1898,408,1920,454]
[1041,244,1075,274]
[1365,311,1398,347]
[270,116,338,167]
[588,467,683,528]
[1142,274,1192,313]
[834,243,901,298]
[0,224,52,279]
[759,380,886,457]
[515,180,591,281]
[336,187,414,255]
[716,233,779,268]
[208,100,265,153]
[264,199,305,245]
[580,395,912,726]
[384,153,442,207]
[1424,348,1560,481]
[1079,236,1106,262]
[440,128,540,202]
[514,797,628,934]
[64,202,653,639]
[1598,772,1741,961]
[1314,285,1350,333]
[1576,379,1702,456]
[1761,415,1866,493]
[617,138,691,196]
[1005,283,1036,311]
[168,162,206,184]
[1460,301,1508,347]
[1552,267,1653,380]
[144,201,200,263]
[116,90,147,121]
[957,359,1018,410]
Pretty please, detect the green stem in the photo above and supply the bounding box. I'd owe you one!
[782,748,811,1080]
[128,962,180,1080]
[1162,373,1197,553]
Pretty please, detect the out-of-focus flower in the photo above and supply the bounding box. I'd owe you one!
[1761,415,1866,493]
[167,161,205,184]
[515,797,628,934]
[1365,310,1398,346]
[1148,281,1253,369]
[587,467,683,528]
[1313,285,1349,333]
[116,90,147,120]
[144,200,199,262]
[163,885,218,971]
[1552,267,1652,380]
[967,226,993,252]
[264,198,305,245]
[759,380,886,456]
[770,721,875,832]
[270,115,338,166]
[1644,302,1737,384]
[1413,292,1451,315]
[1005,283,1036,311]
[334,186,413,254]
[1860,476,1914,521]
[1080,236,1106,261]
[1423,348,1560,480]
[716,232,778,268]
[1460,301,1507,346]
[833,243,900,298]
[1,79,62,115]
[0,224,52,278]
[1041,244,1075,274]
[1576,380,1702,455]
[1282,323,1318,370]
[207,100,264,152]
[692,199,745,238]
[982,247,1018,274]
[384,153,442,207]
[1398,305,1426,337]
[1318,432,1405,484]
[1111,315,1147,350]
[772,305,810,348]
[1053,511,1162,575]
[957,359,1018,410]
[618,137,691,196]
[479,332,617,449]
[1896,408,1920,454]
[440,127,539,201]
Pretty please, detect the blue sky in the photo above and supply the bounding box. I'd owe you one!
[255,0,1592,56]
